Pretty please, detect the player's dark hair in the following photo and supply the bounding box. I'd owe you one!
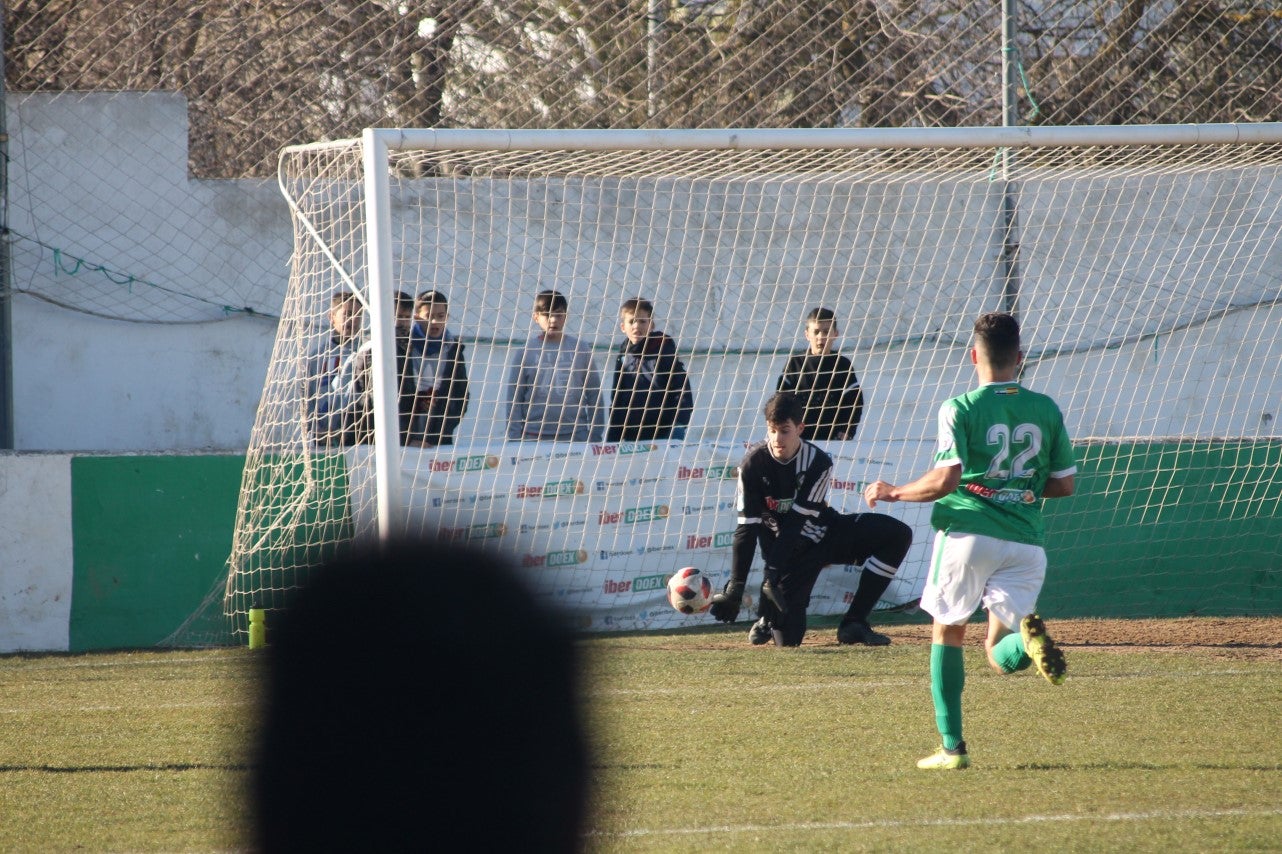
[974,312,1021,368]
[805,306,837,325]
[764,391,805,425]
[620,297,653,317]
[416,289,448,309]
[534,289,569,313]
[393,290,415,312]
[330,290,361,310]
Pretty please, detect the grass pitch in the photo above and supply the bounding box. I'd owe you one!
[1,619,1279,851]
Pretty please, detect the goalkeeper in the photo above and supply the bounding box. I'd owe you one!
[709,392,912,647]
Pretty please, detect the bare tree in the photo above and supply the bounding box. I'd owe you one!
[6,0,1279,178]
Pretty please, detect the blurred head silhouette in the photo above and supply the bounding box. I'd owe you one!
[254,539,589,853]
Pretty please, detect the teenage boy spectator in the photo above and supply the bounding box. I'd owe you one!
[607,297,693,442]
[506,289,604,442]
[408,290,470,446]
[305,290,369,445]
[776,307,864,441]
[342,291,425,444]
[708,391,913,647]
[391,290,422,441]
[863,311,1075,770]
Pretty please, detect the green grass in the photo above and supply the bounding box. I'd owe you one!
[1,627,1280,851]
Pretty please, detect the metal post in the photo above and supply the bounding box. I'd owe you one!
[999,0,1022,317]
[646,0,663,123]
[0,7,14,449]
[361,129,405,545]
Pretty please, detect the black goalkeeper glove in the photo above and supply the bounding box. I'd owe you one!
[708,580,745,623]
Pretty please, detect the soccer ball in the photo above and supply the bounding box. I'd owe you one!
[666,566,713,614]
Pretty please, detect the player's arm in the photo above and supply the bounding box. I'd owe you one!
[1042,473,1075,498]
[776,353,799,393]
[865,462,960,507]
[1042,407,1077,499]
[710,460,763,623]
[839,375,864,441]
[505,352,528,439]
[580,346,605,442]
[708,523,757,623]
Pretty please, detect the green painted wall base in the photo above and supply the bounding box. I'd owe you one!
[69,456,244,651]
[59,440,1280,650]
[1045,440,1282,617]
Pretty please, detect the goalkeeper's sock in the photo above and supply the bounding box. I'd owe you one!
[991,631,1032,673]
[842,568,893,625]
[930,643,965,751]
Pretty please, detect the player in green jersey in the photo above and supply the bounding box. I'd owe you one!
[863,311,1077,770]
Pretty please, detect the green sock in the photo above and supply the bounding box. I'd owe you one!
[992,631,1032,673]
[929,643,965,751]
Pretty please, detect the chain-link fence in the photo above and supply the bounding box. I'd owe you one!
[3,1,1281,445]
[10,2,1281,179]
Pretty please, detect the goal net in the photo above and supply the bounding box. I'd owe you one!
[170,125,1282,646]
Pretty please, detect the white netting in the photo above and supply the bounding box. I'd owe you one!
[169,128,1282,645]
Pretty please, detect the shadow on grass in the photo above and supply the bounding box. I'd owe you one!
[0,763,254,773]
[1013,761,1282,772]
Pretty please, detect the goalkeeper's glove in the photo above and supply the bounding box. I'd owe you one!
[708,580,745,623]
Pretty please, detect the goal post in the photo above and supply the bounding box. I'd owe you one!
[168,123,1282,647]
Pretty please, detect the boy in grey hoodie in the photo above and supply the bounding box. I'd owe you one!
[506,290,604,442]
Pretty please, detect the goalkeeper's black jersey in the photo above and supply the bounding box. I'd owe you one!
[731,440,833,578]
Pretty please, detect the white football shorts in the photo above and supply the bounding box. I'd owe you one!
[920,530,1047,630]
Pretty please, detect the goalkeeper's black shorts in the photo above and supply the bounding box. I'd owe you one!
[766,510,913,614]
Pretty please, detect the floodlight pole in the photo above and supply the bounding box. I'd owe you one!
[361,129,405,546]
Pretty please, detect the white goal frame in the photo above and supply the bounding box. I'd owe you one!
[354,122,1282,542]
[161,119,1282,649]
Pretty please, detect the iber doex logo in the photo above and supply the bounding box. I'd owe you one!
[590,443,658,456]
[603,573,667,594]
[428,454,500,473]
[685,531,735,550]
[515,479,584,499]
[598,504,670,525]
[522,549,589,568]
[676,464,738,480]
[438,522,507,542]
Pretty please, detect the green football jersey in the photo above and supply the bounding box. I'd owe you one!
[930,381,1076,545]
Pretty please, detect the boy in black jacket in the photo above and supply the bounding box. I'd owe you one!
[776,307,864,441]
[607,297,693,442]
[408,290,470,446]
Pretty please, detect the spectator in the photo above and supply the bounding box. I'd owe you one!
[305,290,370,446]
[407,290,470,446]
[776,307,864,441]
[506,289,604,442]
[607,297,693,442]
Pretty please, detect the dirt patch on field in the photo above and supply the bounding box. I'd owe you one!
[807,616,1282,661]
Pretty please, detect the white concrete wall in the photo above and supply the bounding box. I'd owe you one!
[0,454,72,651]
[6,92,288,451]
[6,92,1281,452]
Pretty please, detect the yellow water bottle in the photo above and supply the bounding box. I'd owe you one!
[248,607,267,649]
